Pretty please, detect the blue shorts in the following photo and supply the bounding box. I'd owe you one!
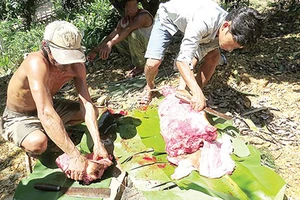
[145,18,173,60]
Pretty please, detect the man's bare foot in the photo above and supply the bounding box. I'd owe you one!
[138,86,153,106]
[125,67,143,78]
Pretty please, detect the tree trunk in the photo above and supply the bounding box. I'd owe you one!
[109,0,160,17]
[140,0,160,17]
[23,0,35,30]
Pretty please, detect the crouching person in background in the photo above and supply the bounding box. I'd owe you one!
[87,0,153,78]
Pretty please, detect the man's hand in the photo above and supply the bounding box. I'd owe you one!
[87,51,97,62]
[67,155,87,181]
[85,159,112,180]
[86,144,113,181]
[99,43,112,60]
[190,94,207,111]
[93,144,110,160]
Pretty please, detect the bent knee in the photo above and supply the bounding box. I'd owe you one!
[21,131,48,155]
[145,58,162,70]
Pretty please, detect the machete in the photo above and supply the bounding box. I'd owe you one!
[34,183,111,199]
[175,91,232,121]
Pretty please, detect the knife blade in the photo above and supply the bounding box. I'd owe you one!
[175,91,232,121]
[34,183,111,199]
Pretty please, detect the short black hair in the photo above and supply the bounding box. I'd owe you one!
[123,0,140,8]
[226,7,264,47]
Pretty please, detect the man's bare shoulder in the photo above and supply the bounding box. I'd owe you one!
[138,9,153,18]
[24,51,48,66]
[11,51,46,77]
[135,9,153,26]
[19,51,49,75]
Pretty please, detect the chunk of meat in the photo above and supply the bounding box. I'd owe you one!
[159,86,217,157]
[158,86,235,179]
[56,153,112,184]
[200,135,235,178]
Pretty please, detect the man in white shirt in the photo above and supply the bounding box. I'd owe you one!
[139,0,263,111]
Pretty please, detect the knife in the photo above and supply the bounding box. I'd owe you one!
[175,91,232,121]
[34,183,111,199]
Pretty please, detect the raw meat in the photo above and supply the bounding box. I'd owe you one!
[158,86,235,179]
[200,135,235,178]
[56,153,112,184]
[159,86,217,157]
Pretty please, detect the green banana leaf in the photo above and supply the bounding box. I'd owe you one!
[14,106,286,200]
[14,131,111,200]
[13,159,111,200]
[114,107,286,200]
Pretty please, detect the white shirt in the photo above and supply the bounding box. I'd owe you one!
[157,0,228,62]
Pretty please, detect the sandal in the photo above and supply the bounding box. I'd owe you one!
[125,67,143,78]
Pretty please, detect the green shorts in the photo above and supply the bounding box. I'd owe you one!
[0,99,80,147]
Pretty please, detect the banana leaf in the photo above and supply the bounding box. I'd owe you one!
[14,106,286,199]
[13,158,112,200]
[14,132,111,200]
[114,107,286,199]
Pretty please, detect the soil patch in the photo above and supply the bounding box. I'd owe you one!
[0,2,299,199]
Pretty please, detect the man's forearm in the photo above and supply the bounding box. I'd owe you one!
[177,61,202,96]
[40,113,81,157]
[92,31,116,53]
[110,26,133,47]
[83,102,102,148]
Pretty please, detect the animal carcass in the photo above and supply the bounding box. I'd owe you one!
[158,86,235,179]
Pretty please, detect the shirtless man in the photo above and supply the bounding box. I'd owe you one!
[140,0,263,111]
[0,21,112,181]
[88,0,153,78]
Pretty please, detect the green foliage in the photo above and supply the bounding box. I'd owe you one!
[0,0,37,30]
[69,0,120,52]
[51,0,120,52]
[0,19,44,73]
[0,0,120,75]
[268,0,300,10]
[219,0,250,11]
[59,0,87,11]
[0,1,29,20]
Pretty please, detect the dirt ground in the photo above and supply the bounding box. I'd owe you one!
[0,1,299,200]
